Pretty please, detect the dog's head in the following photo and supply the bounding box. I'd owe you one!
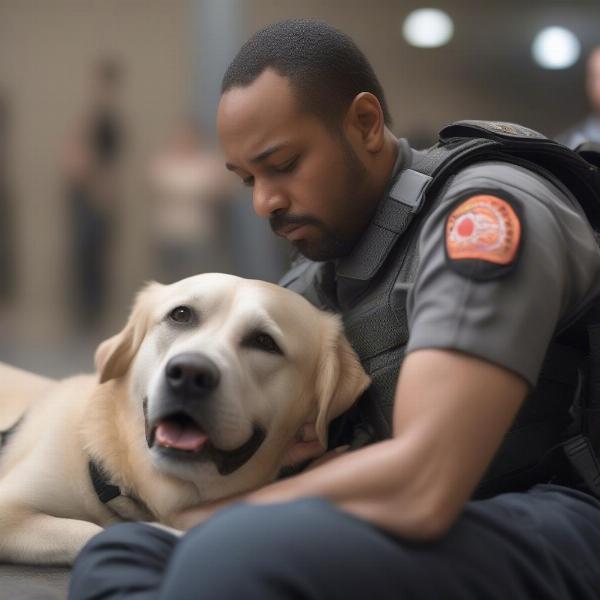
[95,273,370,499]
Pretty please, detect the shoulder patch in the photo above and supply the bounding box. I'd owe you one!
[445,193,523,280]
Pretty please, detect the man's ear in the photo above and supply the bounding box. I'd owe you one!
[95,282,163,384]
[345,91,385,153]
[314,315,371,447]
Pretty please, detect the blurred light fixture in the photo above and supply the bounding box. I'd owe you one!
[532,27,581,69]
[402,8,454,48]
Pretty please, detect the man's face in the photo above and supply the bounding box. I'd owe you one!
[218,69,376,261]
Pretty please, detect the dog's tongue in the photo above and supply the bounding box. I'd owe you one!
[155,420,208,451]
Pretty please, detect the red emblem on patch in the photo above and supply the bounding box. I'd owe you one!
[446,195,521,264]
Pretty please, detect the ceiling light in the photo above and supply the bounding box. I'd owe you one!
[532,26,580,69]
[402,8,454,48]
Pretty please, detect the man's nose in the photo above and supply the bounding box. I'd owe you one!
[252,180,289,218]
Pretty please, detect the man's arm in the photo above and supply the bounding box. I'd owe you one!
[174,348,527,540]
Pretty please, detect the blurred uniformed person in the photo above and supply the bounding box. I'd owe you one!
[70,20,600,600]
[558,45,600,148]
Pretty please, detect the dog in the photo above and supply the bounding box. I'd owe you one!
[0,273,370,565]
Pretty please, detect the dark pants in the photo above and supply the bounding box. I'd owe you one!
[69,484,600,600]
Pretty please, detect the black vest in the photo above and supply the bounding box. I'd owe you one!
[281,121,600,498]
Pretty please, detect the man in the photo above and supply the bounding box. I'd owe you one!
[557,45,600,148]
[69,20,600,599]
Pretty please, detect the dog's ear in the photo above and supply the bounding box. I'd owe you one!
[95,282,163,384]
[314,315,371,447]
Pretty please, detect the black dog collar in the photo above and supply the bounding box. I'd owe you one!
[88,460,121,504]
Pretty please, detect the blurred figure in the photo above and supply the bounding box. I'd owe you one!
[62,57,125,330]
[148,117,235,283]
[557,46,600,148]
[0,90,16,306]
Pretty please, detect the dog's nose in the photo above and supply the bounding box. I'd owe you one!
[165,353,220,398]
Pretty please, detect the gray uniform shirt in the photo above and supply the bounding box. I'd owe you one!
[406,161,600,386]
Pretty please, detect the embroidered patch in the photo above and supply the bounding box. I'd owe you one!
[446,194,521,265]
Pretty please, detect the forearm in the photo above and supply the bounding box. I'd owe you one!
[172,434,437,539]
[249,431,444,540]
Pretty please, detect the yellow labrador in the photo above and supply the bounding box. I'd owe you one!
[0,273,369,565]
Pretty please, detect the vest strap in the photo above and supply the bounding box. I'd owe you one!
[335,153,430,282]
[563,434,600,497]
[387,168,431,212]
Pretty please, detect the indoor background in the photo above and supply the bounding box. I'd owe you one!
[0,0,598,377]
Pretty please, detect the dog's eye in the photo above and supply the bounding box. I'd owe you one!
[245,332,282,354]
[168,306,193,324]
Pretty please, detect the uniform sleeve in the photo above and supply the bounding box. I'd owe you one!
[405,161,600,387]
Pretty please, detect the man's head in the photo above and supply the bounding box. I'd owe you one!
[586,46,600,116]
[218,19,398,261]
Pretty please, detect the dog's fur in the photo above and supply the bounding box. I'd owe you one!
[0,273,370,565]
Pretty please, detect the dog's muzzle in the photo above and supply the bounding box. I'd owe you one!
[144,352,266,476]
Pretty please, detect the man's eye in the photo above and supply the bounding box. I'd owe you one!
[168,306,194,324]
[274,157,298,173]
[244,332,282,354]
[242,176,255,187]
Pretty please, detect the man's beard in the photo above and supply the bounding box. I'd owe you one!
[293,231,350,262]
[270,136,370,262]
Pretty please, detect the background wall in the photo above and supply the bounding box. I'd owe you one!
[0,0,598,376]
[0,0,191,372]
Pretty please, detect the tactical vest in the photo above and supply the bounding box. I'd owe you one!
[281,121,600,499]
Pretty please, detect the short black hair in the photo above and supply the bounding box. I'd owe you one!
[221,19,392,128]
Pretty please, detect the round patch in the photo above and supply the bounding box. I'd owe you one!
[446,194,521,265]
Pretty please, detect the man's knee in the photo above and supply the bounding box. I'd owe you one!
[76,522,175,559]
[164,498,464,600]
[182,497,351,558]
[181,500,405,579]
[69,522,178,599]
[159,499,355,599]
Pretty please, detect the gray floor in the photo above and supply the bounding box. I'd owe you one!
[0,565,71,600]
[0,335,98,380]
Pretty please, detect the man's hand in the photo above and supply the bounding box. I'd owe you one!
[280,423,328,467]
[168,492,248,531]
[168,442,349,531]
[303,445,350,470]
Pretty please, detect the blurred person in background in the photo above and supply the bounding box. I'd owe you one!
[0,90,16,307]
[62,57,125,331]
[147,116,235,283]
[557,45,600,148]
